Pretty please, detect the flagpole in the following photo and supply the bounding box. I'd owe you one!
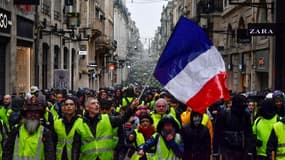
[137,73,153,102]
[137,54,159,102]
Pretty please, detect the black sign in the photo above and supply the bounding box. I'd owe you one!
[0,8,11,34]
[237,29,251,43]
[14,0,39,5]
[248,23,275,36]
[17,16,33,39]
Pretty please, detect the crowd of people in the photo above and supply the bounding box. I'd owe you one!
[0,84,284,160]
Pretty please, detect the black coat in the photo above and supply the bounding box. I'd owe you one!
[181,124,211,160]
[213,108,255,154]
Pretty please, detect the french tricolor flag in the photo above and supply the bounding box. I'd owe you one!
[153,16,230,114]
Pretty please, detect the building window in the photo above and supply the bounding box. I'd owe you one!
[71,48,76,90]
[42,43,49,89]
[41,0,51,16]
[54,0,61,21]
[54,45,60,69]
[258,0,268,23]
[64,47,69,69]
[226,24,234,48]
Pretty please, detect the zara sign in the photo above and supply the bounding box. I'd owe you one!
[248,23,275,36]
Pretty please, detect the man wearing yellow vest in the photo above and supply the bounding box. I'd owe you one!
[267,116,285,160]
[252,99,279,160]
[72,97,138,160]
[3,101,55,159]
[151,98,181,129]
[0,95,11,128]
[54,96,83,160]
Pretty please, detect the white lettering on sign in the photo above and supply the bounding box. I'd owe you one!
[249,28,274,35]
[0,13,8,29]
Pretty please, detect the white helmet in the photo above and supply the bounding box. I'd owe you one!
[265,92,273,99]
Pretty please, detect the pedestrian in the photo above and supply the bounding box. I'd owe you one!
[54,96,83,160]
[3,101,55,160]
[247,99,258,125]
[0,95,11,127]
[252,99,279,160]
[181,111,211,160]
[151,98,180,129]
[266,115,285,160]
[272,90,285,117]
[72,97,138,160]
[127,114,155,160]
[7,95,25,130]
[137,115,183,159]
[213,94,254,160]
[50,90,66,119]
[180,107,214,144]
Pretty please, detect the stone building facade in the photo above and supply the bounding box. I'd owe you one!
[0,0,137,95]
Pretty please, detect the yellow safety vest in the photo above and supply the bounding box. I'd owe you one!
[13,125,45,160]
[252,115,278,156]
[54,117,83,160]
[130,129,145,160]
[273,122,285,160]
[77,114,114,160]
[153,133,182,160]
[151,108,181,129]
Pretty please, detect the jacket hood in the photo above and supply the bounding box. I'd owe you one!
[259,99,276,119]
[231,94,247,114]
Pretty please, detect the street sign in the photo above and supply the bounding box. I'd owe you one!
[54,69,70,90]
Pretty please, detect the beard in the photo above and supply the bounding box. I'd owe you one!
[24,119,40,134]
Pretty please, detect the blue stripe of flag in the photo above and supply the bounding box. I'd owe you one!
[153,16,213,86]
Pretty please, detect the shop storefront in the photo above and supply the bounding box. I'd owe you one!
[0,8,11,95]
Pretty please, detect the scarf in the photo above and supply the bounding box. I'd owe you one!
[138,125,155,140]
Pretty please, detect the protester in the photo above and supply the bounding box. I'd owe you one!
[0,95,11,127]
[181,111,211,160]
[213,94,254,160]
[54,96,82,160]
[137,116,183,159]
[50,90,66,119]
[72,97,137,160]
[3,101,55,159]
[127,114,155,160]
[266,116,285,160]
[252,99,279,160]
[272,90,285,117]
[151,98,180,129]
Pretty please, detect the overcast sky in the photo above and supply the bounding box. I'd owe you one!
[126,0,168,44]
